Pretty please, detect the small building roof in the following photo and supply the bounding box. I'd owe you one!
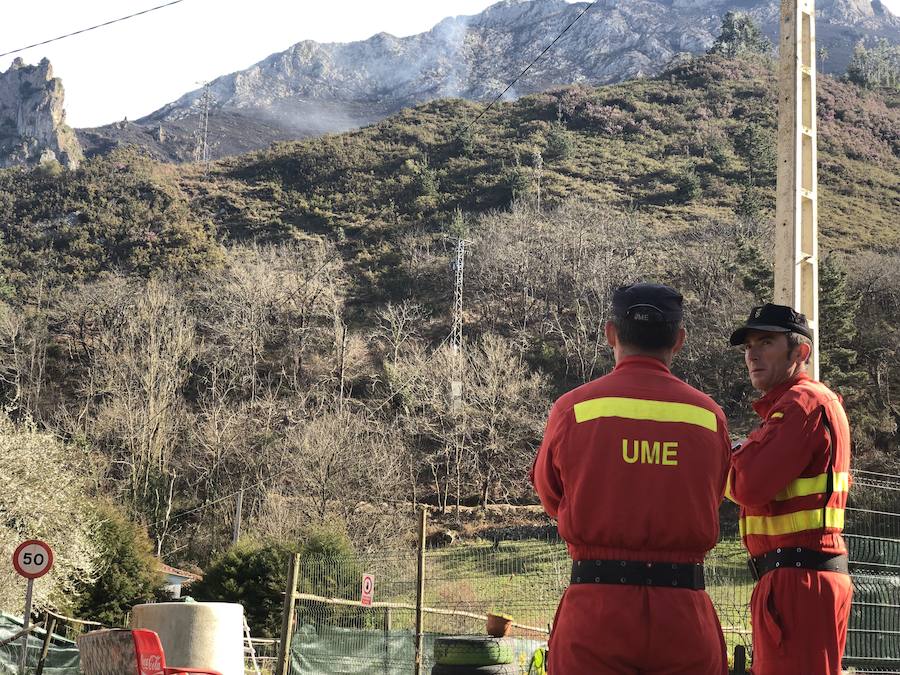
[158,562,202,582]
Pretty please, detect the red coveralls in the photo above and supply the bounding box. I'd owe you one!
[532,356,731,675]
[727,373,853,675]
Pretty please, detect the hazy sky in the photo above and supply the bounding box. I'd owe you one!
[2,0,898,128]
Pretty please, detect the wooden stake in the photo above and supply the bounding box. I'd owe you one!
[275,553,300,675]
[415,507,428,675]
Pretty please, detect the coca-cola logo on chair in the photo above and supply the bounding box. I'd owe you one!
[141,654,163,675]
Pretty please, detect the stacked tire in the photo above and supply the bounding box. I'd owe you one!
[432,636,517,675]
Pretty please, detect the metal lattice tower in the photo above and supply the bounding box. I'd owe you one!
[451,239,468,355]
[193,82,212,173]
[775,0,819,379]
[450,238,472,411]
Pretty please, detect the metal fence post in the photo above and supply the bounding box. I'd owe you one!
[383,607,391,675]
[415,507,428,675]
[276,553,301,675]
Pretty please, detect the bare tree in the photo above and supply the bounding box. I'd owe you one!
[0,414,99,611]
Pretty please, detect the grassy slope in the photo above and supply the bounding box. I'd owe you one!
[0,55,897,298]
[187,55,898,250]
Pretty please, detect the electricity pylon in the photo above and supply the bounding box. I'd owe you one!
[449,237,472,413]
[193,82,212,174]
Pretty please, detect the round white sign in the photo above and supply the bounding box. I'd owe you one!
[12,540,54,579]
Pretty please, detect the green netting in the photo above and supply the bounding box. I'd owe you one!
[0,614,80,675]
[290,625,544,674]
[844,574,900,671]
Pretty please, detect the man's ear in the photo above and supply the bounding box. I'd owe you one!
[672,326,686,356]
[605,320,617,348]
[796,340,812,365]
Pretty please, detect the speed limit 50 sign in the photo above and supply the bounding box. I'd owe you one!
[12,540,53,579]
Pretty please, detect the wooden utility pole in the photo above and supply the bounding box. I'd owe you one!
[774,0,819,379]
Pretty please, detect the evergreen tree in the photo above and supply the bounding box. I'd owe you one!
[451,123,476,157]
[190,541,293,637]
[819,255,867,398]
[735,238,773,303]
[734,124,776,187]
[735,180,766,222]
[710,12,772,59]
[544,121,575,161]
[73,504,164,626]
[846,39,900,89]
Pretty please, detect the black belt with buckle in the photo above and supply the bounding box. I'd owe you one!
[570,559,705,590]
[748,548,849,581]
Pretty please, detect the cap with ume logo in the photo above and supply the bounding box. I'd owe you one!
[612,283,684,323]
[729,303,813,346]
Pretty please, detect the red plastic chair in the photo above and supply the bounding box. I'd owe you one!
[132,629,223,675]
[77,628,223,675]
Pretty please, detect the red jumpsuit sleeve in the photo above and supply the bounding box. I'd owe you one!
[530,399,568,519]
[717,417,732,501]
[727,401,819,508]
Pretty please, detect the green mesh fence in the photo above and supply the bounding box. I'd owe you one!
[289,539,754,674]
[288,471,900,674]
[0,614,80,675]
[844,470,900,673]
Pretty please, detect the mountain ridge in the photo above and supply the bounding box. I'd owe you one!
[74,0,899,162]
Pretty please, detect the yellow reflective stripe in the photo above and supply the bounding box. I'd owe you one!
[739,507,845,537]
[774,471,850,501]
[770,412,784,419]
[573,397,717,432]
[834,472,851,493]
[724,471,735,503]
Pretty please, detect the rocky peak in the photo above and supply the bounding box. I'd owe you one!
[473,0,572,25]
[820,0,877,19]
[0,57,83,169]
[79,0,898,163]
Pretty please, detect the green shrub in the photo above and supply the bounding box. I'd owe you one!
[190,541,293,637]
[675,169,702,202]
[191,526,359,637]
[73,503,164,626]
[544,122,574,161]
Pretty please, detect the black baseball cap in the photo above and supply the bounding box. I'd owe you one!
[729,303,813,346]
[612,283,683,323]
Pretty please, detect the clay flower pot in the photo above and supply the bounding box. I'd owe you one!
[486,612,513,637]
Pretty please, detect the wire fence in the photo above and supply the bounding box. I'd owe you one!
[285,470,900,674]
[844,470,900,673]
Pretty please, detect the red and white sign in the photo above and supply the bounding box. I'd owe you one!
[360,573,375,607]
[12,540,54,579]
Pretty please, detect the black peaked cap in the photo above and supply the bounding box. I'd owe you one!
[729,303,813,346]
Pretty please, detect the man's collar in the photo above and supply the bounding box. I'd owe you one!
[614,355,671,373]
[752,372,810,417]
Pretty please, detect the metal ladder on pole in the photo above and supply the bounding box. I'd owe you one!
[774,0,819,379]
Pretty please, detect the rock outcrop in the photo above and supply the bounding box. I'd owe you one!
[78,0,899,162]
[0,58,83,169]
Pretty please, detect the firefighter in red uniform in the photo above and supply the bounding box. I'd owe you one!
[727,303,852,675]
[532,283,730,675]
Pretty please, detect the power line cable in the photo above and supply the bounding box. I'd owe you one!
[0,0,186,61]
[147,465,296,530]
[461,0,598,135]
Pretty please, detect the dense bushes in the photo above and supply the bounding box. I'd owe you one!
[191,526,358,636]
[73,503,165,626]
